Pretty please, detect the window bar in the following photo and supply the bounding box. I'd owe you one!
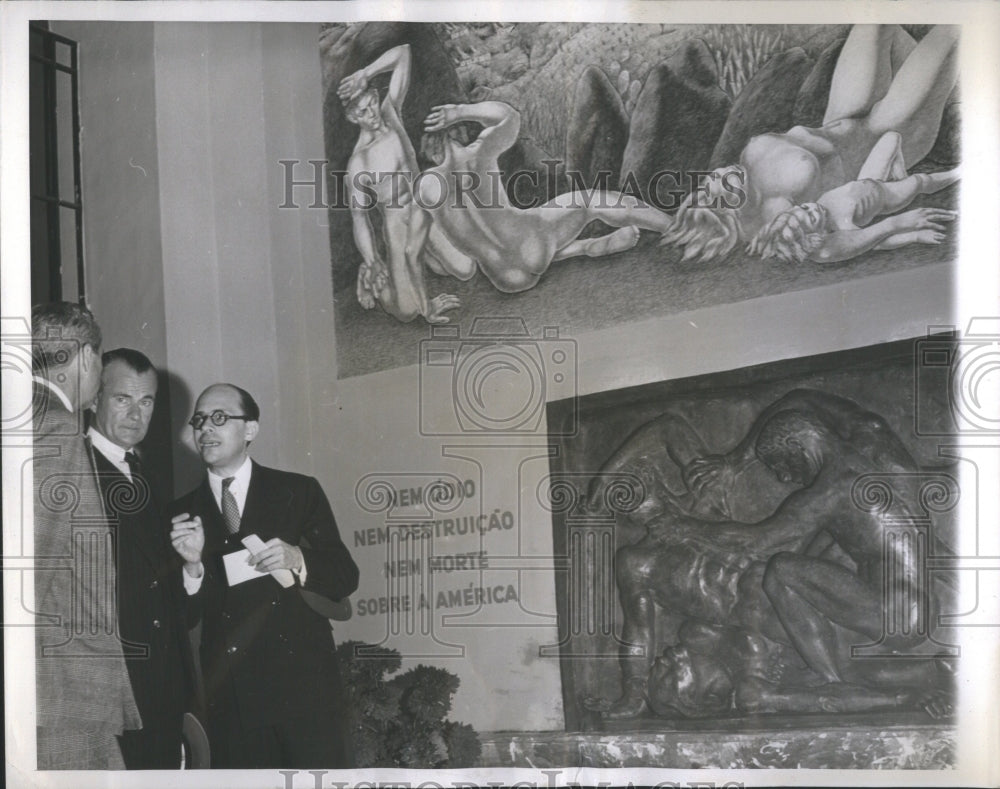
[70,38,85,305]
[40,29,62,302]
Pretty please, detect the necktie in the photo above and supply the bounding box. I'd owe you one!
[221,476,241,535]
[124,451,142,480]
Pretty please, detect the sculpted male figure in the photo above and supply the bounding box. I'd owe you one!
[169,383,359,768]
[32,302,140,768]
[585,389,951,719]
[338,44,474,323]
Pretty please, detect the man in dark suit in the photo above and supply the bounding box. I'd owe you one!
[32,302,141,769]
[169,383,359,768]
[88,348,195,769]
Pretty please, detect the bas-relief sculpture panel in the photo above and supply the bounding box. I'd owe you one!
[548,338,960,736]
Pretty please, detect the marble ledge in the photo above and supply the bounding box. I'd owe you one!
[478,720,955,769]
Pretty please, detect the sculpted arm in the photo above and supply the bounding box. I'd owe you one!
[810,208,956,263]
[346,167,387,309]
[685,485,825,556]
[400,200,462,324]
[337,44,412,110]
[425,101,521,159]
[686,389,880,493]
[684,390,817,493]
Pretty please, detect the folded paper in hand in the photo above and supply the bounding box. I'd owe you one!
[221,534,295,588]
[222,548,265,586]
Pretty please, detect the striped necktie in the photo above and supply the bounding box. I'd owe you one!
[221,476,241,535]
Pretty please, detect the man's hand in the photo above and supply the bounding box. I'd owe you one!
[425,293,461,324]
[170,513,205,576]
[357,259,388,309]
[684,454,738,496]
[424,104,463,133]
[248,538,304,573]
[337,69,369,104]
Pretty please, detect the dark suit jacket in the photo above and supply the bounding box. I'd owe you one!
[32,383,141,736]
[170,461,359,728]
[91,449,197,737]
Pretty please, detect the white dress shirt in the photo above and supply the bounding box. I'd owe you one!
[183,456,306,594]
[87,427,134,481]
[207,454,253,516]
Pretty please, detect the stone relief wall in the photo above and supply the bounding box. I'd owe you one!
[548,338,959,732]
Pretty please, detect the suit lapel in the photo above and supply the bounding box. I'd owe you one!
[239,463,290,543]
[195,478,229,551]
[91,444,168,569]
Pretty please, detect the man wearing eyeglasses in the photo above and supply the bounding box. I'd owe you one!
[168,383,359,768]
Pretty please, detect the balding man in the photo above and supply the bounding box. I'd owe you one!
[169,383,359,768]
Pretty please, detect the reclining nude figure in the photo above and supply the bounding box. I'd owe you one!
[339,45,475,323]
[662,24,959,262]
[583,389,955,719]
[749,149,959,264]
[406,101,674,293]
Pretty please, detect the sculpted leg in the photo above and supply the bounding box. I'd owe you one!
[736,675,915,715]
[610,545,658,717]
[424,223,477,280]
[584,544,658,718]
[876,168,961,213]
[867,25,959,166]
[762,551,882,682]
[857,131,906,180]
[552,226,641,261]
[824,25,916,124]
[540,190,672,248]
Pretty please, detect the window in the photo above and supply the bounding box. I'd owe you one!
[29,22,85,305]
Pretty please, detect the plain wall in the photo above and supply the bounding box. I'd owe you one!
[51,21,175,488]
[150,22,336,493]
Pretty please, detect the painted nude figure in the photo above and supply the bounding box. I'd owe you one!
[584,390,954,719]
[339,45,474,323]
[749,154,959,264]
[408,101,674,293]
[663,24,959,262]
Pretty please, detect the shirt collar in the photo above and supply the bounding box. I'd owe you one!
[33,375,74,412]
[87,427,130,464]
[207,454,253,497]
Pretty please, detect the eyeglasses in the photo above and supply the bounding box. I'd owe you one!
[188,411,251,430]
